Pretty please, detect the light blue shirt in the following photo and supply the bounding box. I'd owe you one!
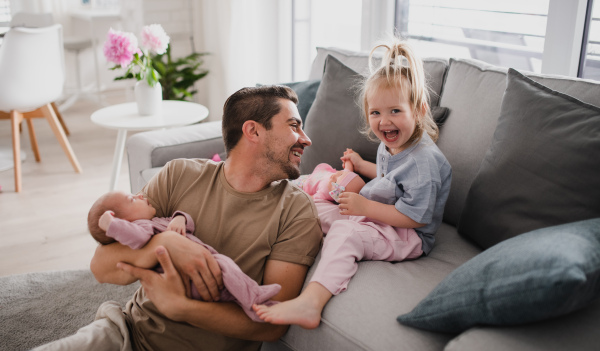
[359,133,452,255]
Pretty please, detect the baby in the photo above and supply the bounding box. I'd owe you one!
[87,191,280,322]
[291,163,366,203]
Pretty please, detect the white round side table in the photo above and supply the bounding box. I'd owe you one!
[91,100,209,191]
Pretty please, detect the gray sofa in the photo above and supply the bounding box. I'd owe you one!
[5,46,597,351]
[125,46,600,350]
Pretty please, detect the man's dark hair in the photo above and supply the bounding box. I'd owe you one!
[222,85,298,153]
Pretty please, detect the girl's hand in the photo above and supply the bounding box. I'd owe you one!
[338,192,369,216]
[341,148,363,173]
[99,211,115,231]
[167,215,187,235]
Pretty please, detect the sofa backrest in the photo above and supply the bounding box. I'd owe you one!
[436,58,600,226]
[308,47,447,108]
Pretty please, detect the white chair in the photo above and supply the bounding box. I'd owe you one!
[0,25,82,192]
[9,12,72,134]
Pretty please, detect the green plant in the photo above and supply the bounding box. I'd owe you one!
[152,46,209,101]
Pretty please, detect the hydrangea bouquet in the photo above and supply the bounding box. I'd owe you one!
[103,24,170,87]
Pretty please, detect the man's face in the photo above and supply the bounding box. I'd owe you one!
[263,99,311,180]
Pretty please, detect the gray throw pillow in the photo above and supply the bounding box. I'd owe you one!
[300,55,379,174]
[397,218,600,333]
[282,79,321,123]
[457,68,600,249]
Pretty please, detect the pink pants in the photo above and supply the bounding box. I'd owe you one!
[311,200,423,295]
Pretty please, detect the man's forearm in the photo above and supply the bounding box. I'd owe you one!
[90,235,166,285]
[172,298,289,341]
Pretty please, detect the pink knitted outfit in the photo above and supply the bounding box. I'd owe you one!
[106,211,279,322]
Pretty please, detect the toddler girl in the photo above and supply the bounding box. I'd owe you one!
[88,190,280,322]
[253,39,452,329]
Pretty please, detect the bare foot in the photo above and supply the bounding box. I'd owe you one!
[252,282,332,329]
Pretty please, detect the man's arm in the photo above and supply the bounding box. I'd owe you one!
[118,248,309,341]
[91,231,224,301]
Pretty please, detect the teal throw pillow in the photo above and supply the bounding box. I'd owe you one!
[397,218,600,333]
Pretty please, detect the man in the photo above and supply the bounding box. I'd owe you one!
[36,86,322,351]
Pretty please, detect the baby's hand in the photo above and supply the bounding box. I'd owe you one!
[167,215,187,235]
[98,211,115,232]
[338,192,368,216]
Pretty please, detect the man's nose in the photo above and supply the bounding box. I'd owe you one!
[299,128,312,146]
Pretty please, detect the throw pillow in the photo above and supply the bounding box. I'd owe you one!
[282,79,321,123]
[300,55,379,174]
[457,68,600,249]
[397,218,600,333]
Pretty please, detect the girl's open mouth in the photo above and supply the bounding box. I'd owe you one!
[383,130,399,142]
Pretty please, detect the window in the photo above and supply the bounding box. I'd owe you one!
[291,0,362,80]
[0,0,10,25]
[395,0,549,73]
[579,0,600,79]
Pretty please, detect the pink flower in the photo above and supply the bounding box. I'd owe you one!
[103,28,139,67]
[141,24,170,55]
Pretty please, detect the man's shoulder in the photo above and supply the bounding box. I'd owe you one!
[277,180,320,221]
[166,158,219,172]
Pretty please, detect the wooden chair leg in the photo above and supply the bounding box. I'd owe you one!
[11,111,24,193]
[41,104,82,173]
[51,102,70,136]
[25,118,41,162]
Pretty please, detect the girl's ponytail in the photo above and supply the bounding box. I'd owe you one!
[361,38,439,143]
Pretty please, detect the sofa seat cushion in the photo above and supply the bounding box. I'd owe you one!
[444,296,600,351]
[263,223,481,351]
[398,218,600,334]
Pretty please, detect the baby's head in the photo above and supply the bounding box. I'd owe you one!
[360,38,439,153]
[325,170,366,202]
[88,191,156,244]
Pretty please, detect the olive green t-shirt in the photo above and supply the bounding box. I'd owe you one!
[125,159,322,351]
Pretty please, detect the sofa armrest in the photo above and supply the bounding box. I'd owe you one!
[126,121,224,193]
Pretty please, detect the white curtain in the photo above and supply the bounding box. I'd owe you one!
[195,0,288,122]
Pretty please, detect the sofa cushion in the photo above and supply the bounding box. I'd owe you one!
[443,297,600,351]
[262,223,481,351]
[300,55,379,175]
[458,69,600,249]
[284,79,320,123]
[435,59,509,226]
[397,218,600,334]
[308,47,448,107]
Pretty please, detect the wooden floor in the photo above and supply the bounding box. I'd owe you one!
[0,94,139,277]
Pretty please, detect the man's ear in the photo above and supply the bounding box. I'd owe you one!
[241,120,262,143]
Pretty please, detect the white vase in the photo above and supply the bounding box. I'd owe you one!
[134,80,163,116]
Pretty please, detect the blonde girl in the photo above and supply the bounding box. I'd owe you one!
[253,39,452,329]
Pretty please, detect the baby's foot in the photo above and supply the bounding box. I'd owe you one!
[252,295,322,329]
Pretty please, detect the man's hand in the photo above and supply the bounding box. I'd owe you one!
[99,211,115,231]
[338,192,369,216]
[164,233,224,301]
[117,246,187,321]
[166,215,187,235]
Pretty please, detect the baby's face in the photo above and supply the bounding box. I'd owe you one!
[111,192,156,221]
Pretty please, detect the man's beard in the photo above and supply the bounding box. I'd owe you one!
[265,148,301,180]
